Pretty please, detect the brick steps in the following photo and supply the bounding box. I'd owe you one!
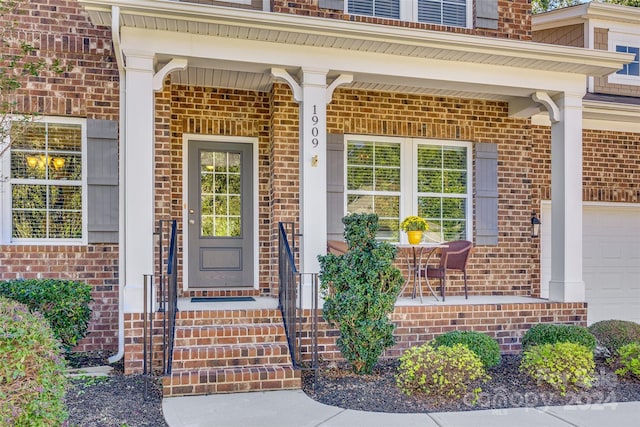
[173,323,287,347]
[163,308,300,397]
[163,365,300,396]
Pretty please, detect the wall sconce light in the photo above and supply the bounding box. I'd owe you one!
[531,211,541,238]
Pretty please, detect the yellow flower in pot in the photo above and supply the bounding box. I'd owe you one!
[400,216,428,244]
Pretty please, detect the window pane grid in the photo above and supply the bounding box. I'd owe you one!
[200,151,242,237]
[348,138,470,243]
[616,45,640,76]
[9,122,83,240]
[347,140,401,240]
[416,144,468,242]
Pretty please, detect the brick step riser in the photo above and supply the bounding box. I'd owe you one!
[172,344,292,370]
[174,335,287,347]
[174,324,286,338]
[175,314,284,327]
[163,366,301,397]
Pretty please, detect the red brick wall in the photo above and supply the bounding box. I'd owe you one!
[299,302,588,362]
[272,0,532,40]
[161,84,539,298]
[0,0,120,352]
[532,125,640,205]
[327,89,536,298]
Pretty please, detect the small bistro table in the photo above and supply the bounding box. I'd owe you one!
[397,243,448,303]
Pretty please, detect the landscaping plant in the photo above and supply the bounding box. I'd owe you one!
[589,319,640,357]
[520,342,595,396]
[611,342,640,380]
[521,323,596,352]
[318,213,404,374]
[396,343,489,401]
[0,278,92,350]
[433,330,501,368]
[0,297,68,426]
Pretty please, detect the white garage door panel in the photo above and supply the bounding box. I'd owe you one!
[540,204,640,325]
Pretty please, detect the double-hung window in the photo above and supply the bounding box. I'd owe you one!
[3,118,86,243]
[346,0,470,28]
[345,136,471,242]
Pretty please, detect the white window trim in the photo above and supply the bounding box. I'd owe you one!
[344,135,472,244]
[608,32,640,86]
[0,116,88,245]
[345,0,472,29]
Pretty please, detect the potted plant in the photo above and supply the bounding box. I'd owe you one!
[400,215,428,244]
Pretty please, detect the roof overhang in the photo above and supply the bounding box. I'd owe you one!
[533,1,640,31]
[79,0,633,107]
[81,0,629,76]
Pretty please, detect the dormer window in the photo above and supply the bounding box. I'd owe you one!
[346,0,470,28]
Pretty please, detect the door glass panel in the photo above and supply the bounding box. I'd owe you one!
[200,150,242,237]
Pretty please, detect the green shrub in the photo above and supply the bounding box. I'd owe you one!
[0,297,68,425]
[520,342,595,396]
[521,323,596,352]
[589,320,640,356]
[433,330,501,368]
[0,278,92,350]
[396,343,489,400]
[318,213,404,375]
[612,342,640,380]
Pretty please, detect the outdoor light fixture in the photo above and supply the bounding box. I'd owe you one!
[531,211,541,238]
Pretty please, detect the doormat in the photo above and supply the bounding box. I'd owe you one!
[190,297,256,303]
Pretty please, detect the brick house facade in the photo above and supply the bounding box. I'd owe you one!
[1,0,638,395]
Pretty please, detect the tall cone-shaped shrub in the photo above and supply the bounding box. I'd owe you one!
[318,213,404,374]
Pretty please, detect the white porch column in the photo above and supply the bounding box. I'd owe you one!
[299,68,329,274]
[122,51,156,313]
[549,92,585,302]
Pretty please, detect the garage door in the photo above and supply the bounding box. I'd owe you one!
[540,203,640,325]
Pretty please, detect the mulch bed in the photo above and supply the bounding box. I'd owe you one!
[302,355,640,413]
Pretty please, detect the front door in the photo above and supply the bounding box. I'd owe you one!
[187,140,253,288]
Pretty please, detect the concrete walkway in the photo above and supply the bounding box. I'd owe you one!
[163,389,640,427]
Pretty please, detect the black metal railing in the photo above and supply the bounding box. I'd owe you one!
[142,219,178,397]
[278,222,318,383]
[160,219,179,375]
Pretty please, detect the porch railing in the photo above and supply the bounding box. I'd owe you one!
[278,222,318,383]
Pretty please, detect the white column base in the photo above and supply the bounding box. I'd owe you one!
[549,280,585,303]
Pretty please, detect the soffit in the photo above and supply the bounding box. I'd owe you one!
[80,0,629,79]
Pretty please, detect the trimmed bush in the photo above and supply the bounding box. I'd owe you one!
[520,342,595,396]
[433,330,501,368]
[521,323,596,352]
[318,213,404,375]
[589,320,640,356]
[0,278,92,350]
[612,342,640,380]
[0,297,68,425]
[396,343,489,400]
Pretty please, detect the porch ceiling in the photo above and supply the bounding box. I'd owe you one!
[81,0,630,86]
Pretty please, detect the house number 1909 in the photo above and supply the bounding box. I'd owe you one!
[311,104,319,147]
